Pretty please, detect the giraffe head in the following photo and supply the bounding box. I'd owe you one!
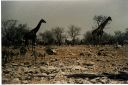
[40,19,46,23]
[107,16,112,21]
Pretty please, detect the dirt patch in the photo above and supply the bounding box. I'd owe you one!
[2,45,128,84]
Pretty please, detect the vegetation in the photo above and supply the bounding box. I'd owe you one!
[2,18,128,47]
[2,20,29,47]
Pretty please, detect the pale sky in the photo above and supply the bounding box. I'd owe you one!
[1,0,128,36]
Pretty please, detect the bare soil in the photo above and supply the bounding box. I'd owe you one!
[2,45,128,84]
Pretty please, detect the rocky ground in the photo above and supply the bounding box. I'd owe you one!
[2,45,128,84]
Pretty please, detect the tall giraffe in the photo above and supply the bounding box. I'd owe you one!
[23,19,46,51]
[92,16,112,45]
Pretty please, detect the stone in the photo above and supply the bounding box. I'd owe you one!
[83,62,95,67]
[33,77,41,81]
[17,67,24,74]
[110,80,120,84]
[75,79,84,84]
[45,47,57,55]
[100,77,109,84]
[22,80,29,84]
[3,68,12,74]
[59,63,64,67]
[24,62,30,66]
[51,58,58,62]
[49,73,56,77]
[90,79,97,84]
[40,66,47,73]
[47,66,59,74]
[80,51,92,56]
[40,61,49,66]
[11,78,21,84]
[40,78,47,83]
[80,52,85,56]
[28,68,39,74]
[53,80,67,84]
[23,67,29,73]
[72,66,86,70]
[68,78,74,84]
[2,78,10,84]
[33,73,47,77]
[83,80,92,84]
[12,63,19,66]
[23,75,32,80]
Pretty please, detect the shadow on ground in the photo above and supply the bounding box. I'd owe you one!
[65,71,128,81]
[102,71,128,80]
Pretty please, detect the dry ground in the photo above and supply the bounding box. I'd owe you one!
[2,45,128,84]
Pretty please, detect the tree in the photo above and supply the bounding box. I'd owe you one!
[2,20,29,46]
[39,30,55,45]
[114,31,125,45]
[93,15,108,29]
[83,31,93,44]
[52,27,65,45]
[124,28,128,40]
[68,25,81,45]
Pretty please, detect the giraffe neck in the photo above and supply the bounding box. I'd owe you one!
[98,18,110,30]
[31,20,42,34]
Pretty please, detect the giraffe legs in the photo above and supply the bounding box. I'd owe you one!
[31,38,37,65]
[24,39,29,50]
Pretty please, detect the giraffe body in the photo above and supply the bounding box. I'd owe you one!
[23,19,46,50]
[92,16,112,45]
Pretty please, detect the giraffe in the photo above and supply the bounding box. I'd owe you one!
[92,16,112,45]
[23,19,46,51]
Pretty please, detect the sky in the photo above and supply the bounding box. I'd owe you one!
[1,0,128,36]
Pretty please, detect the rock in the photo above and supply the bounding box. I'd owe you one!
[47,66,59,74]
[90,78,97,84]
[12,63,19,66]
[52,49,57,55]
[51,58,58,62]
[40,78,47,83]
[80,51,92,56]
[69,53,75,56]
[68,78,74,84]
[114,44,122,49]
[40,66,59,74]
[22,75,32,80]
[49,73,56,77]
[45,47,57,55]
[80,52,85,56]
[100,77,110,84]
[17,67,24,74]
[83,62,95,67]
[11,78,21,84]
[33,77,41,81]
[28,67,40,74]
[15,73,22,79]
[20,63,24,66]
[24,62,30,65]
[40,66,47,73]
[39,61,49,66]
[48,74,56,79]
[72,66,86,70]
[53,80,67,84]
[59,63,64,67]
[23,67,29,73]
[83,80,92,84]
[110,80,120,84]
[33,73,47,77]
[2,78,10,84]
[39,52,46,57]
[75,79,84,84]
[3,68,12,74]
[22,80,29,84]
